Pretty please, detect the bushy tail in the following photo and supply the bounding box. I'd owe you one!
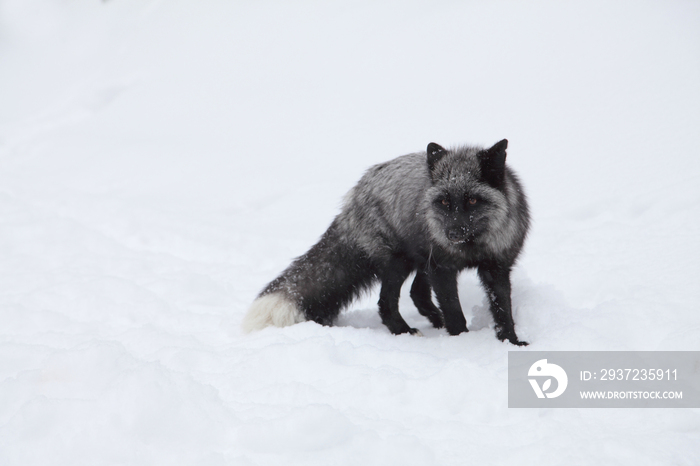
[241,292,306,333]
[242,220,376,333]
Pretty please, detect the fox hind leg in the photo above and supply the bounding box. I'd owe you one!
[378,258,422,336]
[410,271,444,329]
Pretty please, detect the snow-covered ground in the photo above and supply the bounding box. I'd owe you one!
[1,1,699,464]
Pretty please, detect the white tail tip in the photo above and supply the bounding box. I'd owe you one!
[241,293,306,333]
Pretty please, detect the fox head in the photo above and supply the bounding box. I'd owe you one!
[424,139,515,250]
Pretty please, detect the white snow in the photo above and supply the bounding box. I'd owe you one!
[1,0,699,465]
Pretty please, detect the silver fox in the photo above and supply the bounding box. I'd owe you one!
[243,139,530,345]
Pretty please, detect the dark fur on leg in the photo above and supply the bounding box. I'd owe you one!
[429,268,468,336]
[477,262,528,346]
[410,271,444,328]
[378,256,421,335]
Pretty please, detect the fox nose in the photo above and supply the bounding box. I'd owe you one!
[447,228,465,242]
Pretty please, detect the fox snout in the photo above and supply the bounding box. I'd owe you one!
[445,215,487,243]
[446,227,468,243]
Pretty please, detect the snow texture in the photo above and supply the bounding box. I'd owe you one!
[1,1,699,465]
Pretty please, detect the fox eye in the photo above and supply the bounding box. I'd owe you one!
[468,198,477,205]
[441,199,450,206]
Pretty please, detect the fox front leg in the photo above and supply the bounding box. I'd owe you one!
[429,268,468,335]
[477,262,528,346]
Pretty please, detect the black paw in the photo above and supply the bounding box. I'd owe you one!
[496,328,528,346]
[509,339,529,346]
[425,312,444,329]
[446,325,469,336]
[416,306,444,329]
[409,328,424,336]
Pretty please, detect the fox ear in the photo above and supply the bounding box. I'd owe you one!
[479,139,508,187]
[427,143,447,171]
